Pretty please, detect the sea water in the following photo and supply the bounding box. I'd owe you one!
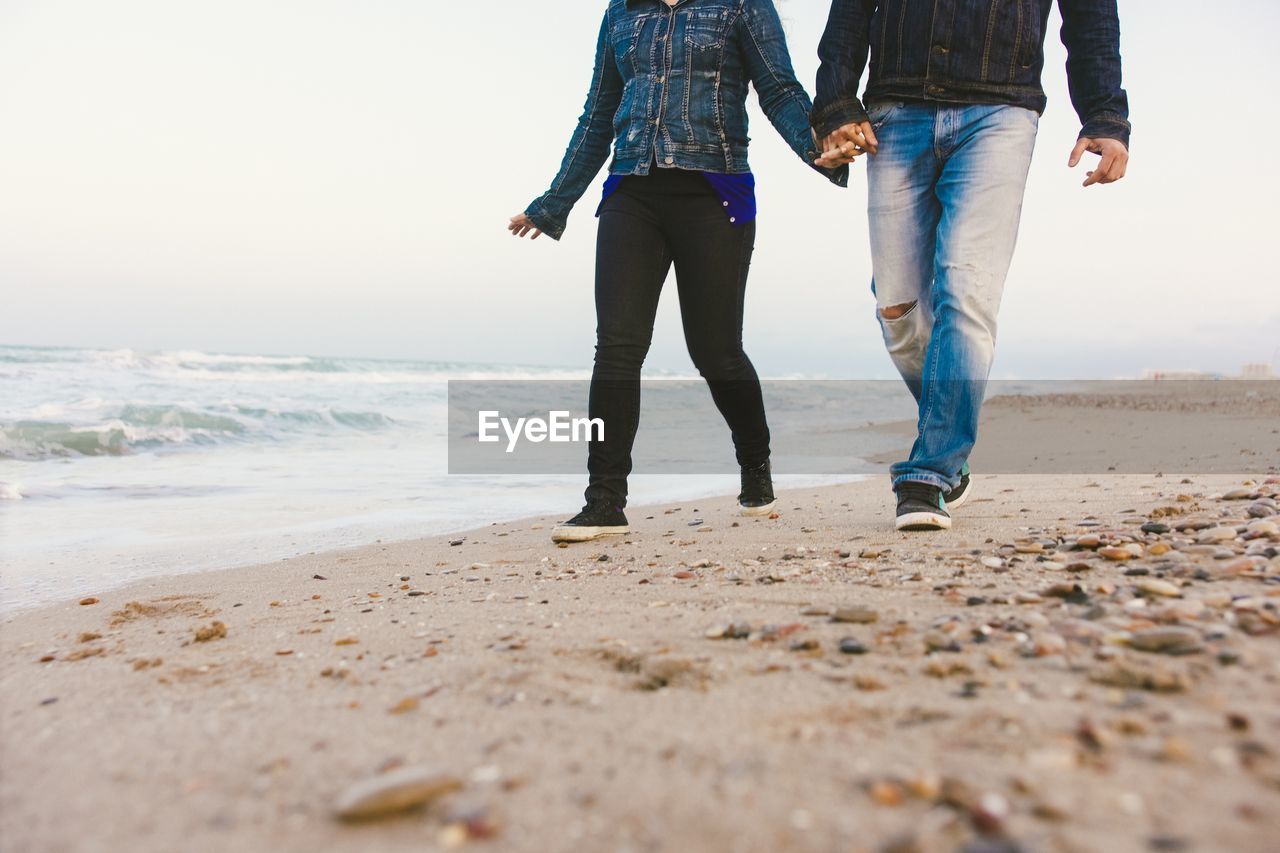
[0,346,915,611]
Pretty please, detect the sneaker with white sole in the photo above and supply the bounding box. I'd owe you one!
[738,461,776,517]
[943,462,972,509]
[895,482,951,531]
[551,499,629,543]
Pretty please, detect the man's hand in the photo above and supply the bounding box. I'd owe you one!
[508,213,543,240]
[814,121,878,168]
[1069,137,1129,187]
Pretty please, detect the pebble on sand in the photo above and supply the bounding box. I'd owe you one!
[388,697,420,714]
[869,780,905,806]
[1127,627,1205,656]
[706,622,752,640]
[1136,580,1182,599]
[1090,659,1191,693]
[839,638,869,655]
[333,767,463,821]
[832,607,879,624]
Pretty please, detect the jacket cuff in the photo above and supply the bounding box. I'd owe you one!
[1080,113,1132,149]
[799,131,849,188]
[814,161,849,187]
[525,202,566,241]
[810,97,869,138]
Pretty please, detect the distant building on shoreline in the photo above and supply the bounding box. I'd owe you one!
[1142,363,1275,381]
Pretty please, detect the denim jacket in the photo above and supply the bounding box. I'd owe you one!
[812,0,1130,147]
[527,0,848,241]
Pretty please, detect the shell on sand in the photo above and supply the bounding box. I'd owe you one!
[1127,627,1205,655]
[333,767,462,821]
[1136,579,1182,599]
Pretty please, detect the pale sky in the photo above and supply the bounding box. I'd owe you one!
[1,0,1276,378]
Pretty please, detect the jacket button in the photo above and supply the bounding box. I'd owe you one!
[664,156,674,165]
[657,75,665,83]
[722,201,729,207]
[729,217,736,223]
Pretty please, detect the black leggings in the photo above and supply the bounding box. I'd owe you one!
[585,167,770,505]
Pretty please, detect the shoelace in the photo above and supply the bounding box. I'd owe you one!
[897,482,941,506]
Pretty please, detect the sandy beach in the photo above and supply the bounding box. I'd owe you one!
[3,396,1279,853]
[4,0,1276,849]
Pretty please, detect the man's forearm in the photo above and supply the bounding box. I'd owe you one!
[1059,0,1131,147]
[812,0,876,137]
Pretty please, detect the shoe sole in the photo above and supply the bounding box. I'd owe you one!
[551,525,629,543]
[739,500,777,518]
[896,511,952,531]
[945,479,973,510]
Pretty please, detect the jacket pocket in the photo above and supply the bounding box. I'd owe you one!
[686,8,730,51]
[980,0,1028,83]
[611,17,641,74]
[1012,0,1040,75]
[869,2,891,78]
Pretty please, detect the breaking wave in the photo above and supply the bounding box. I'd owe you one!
[0,345,583,462]
[0,405,397,460]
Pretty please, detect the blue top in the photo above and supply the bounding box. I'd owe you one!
[596,171,757,227]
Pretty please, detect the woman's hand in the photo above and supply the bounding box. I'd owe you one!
[814,121,878,168]
[508,213,543,240]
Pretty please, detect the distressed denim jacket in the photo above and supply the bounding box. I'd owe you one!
[527,0,848,241]
[812,0,1131,146]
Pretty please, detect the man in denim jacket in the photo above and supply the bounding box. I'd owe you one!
[811,0,1131,531]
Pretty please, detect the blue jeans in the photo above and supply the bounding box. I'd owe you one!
[865,101,1039,492]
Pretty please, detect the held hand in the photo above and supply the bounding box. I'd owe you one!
[814,121,878,168]
[1069,137,1129,187]
[507,213,543,240]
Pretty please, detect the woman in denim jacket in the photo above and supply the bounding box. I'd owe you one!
[509,0,846,543]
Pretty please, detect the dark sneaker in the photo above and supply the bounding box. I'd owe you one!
[738,461,776,517]
[895,482,951,531]
[944,462,972,509]
[551,499,629,543]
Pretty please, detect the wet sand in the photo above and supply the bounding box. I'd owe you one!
[4,466,1279,852]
